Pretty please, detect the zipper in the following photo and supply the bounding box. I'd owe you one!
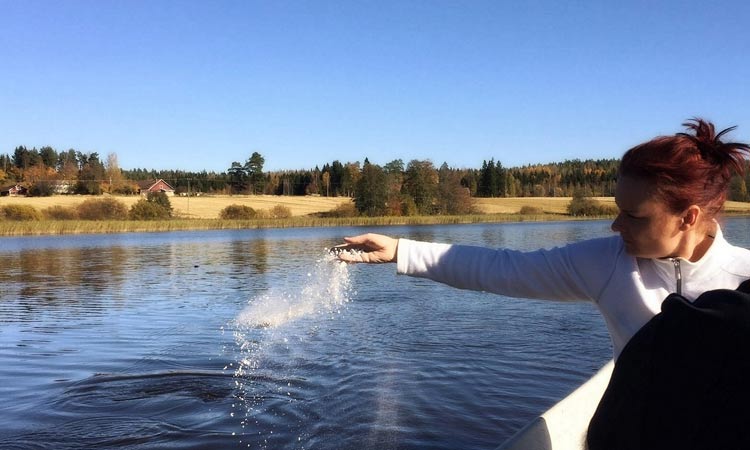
[672,259,682,296]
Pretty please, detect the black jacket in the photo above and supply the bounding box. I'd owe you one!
[587,280,750,450]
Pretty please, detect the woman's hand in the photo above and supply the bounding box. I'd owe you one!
[332,233,398,263]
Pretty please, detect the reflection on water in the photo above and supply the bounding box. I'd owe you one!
[229,238,270,276]
[0,246,129,323]
[0,219,747,449]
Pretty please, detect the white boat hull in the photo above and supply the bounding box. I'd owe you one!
[497,361,614,450]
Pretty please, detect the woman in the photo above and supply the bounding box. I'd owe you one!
[336,119,750,358]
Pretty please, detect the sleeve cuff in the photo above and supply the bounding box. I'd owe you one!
[396,238,412,274]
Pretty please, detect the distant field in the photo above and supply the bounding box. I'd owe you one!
[0,195,352,219]
[1,195,749,219]
[474,197,750,215]
[473,197,615,214]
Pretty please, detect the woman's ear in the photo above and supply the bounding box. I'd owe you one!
[680,205,701,230]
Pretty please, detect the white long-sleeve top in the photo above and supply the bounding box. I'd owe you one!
[396,226,750,358]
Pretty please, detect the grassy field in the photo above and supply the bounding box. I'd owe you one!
[2,194,750,218]
[473,197,750,215]
[0,194,353,219]
[473,196,616,214]
[0,194,748,236]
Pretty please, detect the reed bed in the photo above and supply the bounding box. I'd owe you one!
[0,213,600,236]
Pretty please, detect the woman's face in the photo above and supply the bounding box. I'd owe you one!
[611,176,685,259]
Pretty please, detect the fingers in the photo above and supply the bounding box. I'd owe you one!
[337,251,367,263]
[343,234,378,248]
[343,235,364,244]
[336,234,380,252]
[331,233,396,264]
[331,242,376,263]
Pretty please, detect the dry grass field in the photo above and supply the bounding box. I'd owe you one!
[1,194,749,219]
[473,197,615,214]
[0,194,352,219]
[474,197,750,215]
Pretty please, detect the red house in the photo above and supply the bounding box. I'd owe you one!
[137,179,175,197]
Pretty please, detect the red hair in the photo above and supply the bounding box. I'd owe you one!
[619,118,750,217]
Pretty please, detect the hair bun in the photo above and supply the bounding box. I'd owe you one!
[678,118,746,168]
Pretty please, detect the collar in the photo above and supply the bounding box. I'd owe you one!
[649,225,727,297]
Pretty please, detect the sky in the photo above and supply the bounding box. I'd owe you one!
[1,0,749,173]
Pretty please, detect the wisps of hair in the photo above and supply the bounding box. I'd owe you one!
[677,117,750,176]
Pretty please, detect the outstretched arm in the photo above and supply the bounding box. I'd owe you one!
[333,233,398,263]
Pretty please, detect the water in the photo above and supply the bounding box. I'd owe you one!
[0,218,747,449]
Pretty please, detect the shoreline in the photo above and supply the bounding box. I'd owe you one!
[2,212,750,237]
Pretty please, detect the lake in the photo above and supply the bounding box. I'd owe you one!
[1,218,748,449]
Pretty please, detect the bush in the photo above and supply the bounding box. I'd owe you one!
[1,204,42,221]
[43,205,79,220]
[320,202,359,218]
[112,184,137,195]
[269,204,292,219]
[77,197,129,220]
[75,181,103,195]
[129,199,171,220]
[28,181,55,197]
[219,204,257,220]
[147,192,172,215]
[519,205,544,215]
[568,196,618,216]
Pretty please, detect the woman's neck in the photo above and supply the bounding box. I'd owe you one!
[686,222,718,262]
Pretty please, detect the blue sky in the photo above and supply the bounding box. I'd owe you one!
[2,0,749,172]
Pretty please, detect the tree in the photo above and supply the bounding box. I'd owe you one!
[436,164,476,214]
[729,175,749,202]
[477,159,496,197]
[306,166,321,195]
[76,153,106,194]
[353,161,388,216]
[13,146,41,170]
[227,161,247,193]
[39,146,58,168]
[494,160,507,197]
[105,152,125,193]
[321,171,331,197]
[384,159,405,215]
[57,149,80,181]
[329,160,345,196]
[245,152,265,194]
[341,162,361,197]
[403,159,438,214]
[477,158,507,197]
[384,159,404,175]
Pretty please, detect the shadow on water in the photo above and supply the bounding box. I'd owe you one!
[58,370,235,407]
[1,366,238,449]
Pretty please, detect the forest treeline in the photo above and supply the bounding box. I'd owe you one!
[2,146,749,216]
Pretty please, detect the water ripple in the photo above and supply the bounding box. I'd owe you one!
[57,370,235,409]
[1,416,198,450]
